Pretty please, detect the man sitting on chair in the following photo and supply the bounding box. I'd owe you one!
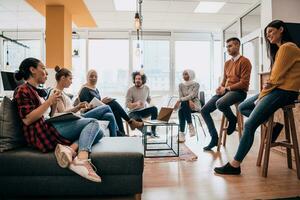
[201,37,252,151]
[126,71,158,137]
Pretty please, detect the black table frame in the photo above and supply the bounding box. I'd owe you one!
[142,121,179,158]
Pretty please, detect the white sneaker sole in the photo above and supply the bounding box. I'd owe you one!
[54,145,71,168]
[69,165,102,183]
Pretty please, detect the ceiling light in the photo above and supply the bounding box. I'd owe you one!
[194,1,225,13]
[113,0,136,11]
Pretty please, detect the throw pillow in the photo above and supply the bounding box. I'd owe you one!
[0,96,25,152]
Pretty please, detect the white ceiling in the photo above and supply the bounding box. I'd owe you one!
[0,0,259,32]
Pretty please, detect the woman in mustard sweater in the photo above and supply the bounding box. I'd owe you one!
[214,20,300,175]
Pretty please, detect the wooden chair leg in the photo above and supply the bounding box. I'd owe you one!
[288,108,300,179]
[217,115,225,151]
[237,112,243,139]
[262,116,274,177]
[283,109,293,169]
[257,125,266,167]
[222,119,228,147]
[135,193,142,200]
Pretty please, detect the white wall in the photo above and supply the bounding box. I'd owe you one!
[272,0,300,23]
[261,0,300,72]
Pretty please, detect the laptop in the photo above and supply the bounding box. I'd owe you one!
[143,107,174,124]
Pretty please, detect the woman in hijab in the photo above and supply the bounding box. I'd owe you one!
[174,69,200,143]
[78,69,143,136]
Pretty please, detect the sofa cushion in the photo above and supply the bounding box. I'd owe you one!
[0,137,144,176]
[0,96,26,152]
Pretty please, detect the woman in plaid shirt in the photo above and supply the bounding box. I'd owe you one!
[14,57,103,182]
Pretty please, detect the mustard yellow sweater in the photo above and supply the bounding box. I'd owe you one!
[259,42,300,99]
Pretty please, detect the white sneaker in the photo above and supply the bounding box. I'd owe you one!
[179,132,186,143]
[54,144,75,168]
[189,125,196,137]
[69,157,101,183]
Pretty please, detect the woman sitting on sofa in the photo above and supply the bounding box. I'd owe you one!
[77,69,143,136]
[14,57,103,182]
[50,66,119,137]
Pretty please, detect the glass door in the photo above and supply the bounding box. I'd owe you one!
[242,31,262,94]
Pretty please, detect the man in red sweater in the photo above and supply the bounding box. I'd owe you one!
[201,37,252,151]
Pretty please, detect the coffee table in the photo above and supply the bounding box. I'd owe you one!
[142,121,179,158]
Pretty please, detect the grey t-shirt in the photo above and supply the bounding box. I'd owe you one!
[126,85,151,110]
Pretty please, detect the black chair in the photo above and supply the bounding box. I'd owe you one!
[191,91,207,141]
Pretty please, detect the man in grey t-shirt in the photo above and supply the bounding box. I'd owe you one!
[126,71,158,136]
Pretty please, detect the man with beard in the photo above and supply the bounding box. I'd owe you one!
[126,71,158,137]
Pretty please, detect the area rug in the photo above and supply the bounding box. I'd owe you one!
[144,143,198,163]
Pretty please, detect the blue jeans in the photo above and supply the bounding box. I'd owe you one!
[107,100,130,135]
[52,118,104,153]
[129,106,158,134]
[200,91,247,141]
[238,94,259,117]
[178,101,192,133]
[82,105,118,137]
[234,89,299,162]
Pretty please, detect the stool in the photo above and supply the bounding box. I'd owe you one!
[217,103,244,151]
[256,104,300,179]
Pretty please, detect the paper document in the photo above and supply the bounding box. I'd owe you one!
[89,97,105,107]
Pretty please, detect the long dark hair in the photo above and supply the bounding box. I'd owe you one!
[264,20,294,68]
[15,57,41,81]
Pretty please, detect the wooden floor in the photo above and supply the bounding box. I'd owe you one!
[5,121,300,200]
[142,129,300,200]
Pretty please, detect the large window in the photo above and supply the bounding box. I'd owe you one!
[88,39,129,96]
[242,38,260,93]
[3,40,41,71]
[213,41,222,90]
[223,22,239,45]
[132,40,170,93]
[175,41,211,92]
[71,39,87,95]
[241,5,261,37]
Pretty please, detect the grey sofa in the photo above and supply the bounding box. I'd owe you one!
[0,137,144,199]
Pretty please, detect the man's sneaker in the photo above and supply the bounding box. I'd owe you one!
[189,125,196,137]
[179,132,186,143]
[54,144,76,168]
[69,157,101,183]
[214,162,241,175]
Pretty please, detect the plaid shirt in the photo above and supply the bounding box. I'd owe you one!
[14,83,71,152]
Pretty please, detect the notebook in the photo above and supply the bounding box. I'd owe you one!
[143,107,174,124]
[46,112,82,123]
